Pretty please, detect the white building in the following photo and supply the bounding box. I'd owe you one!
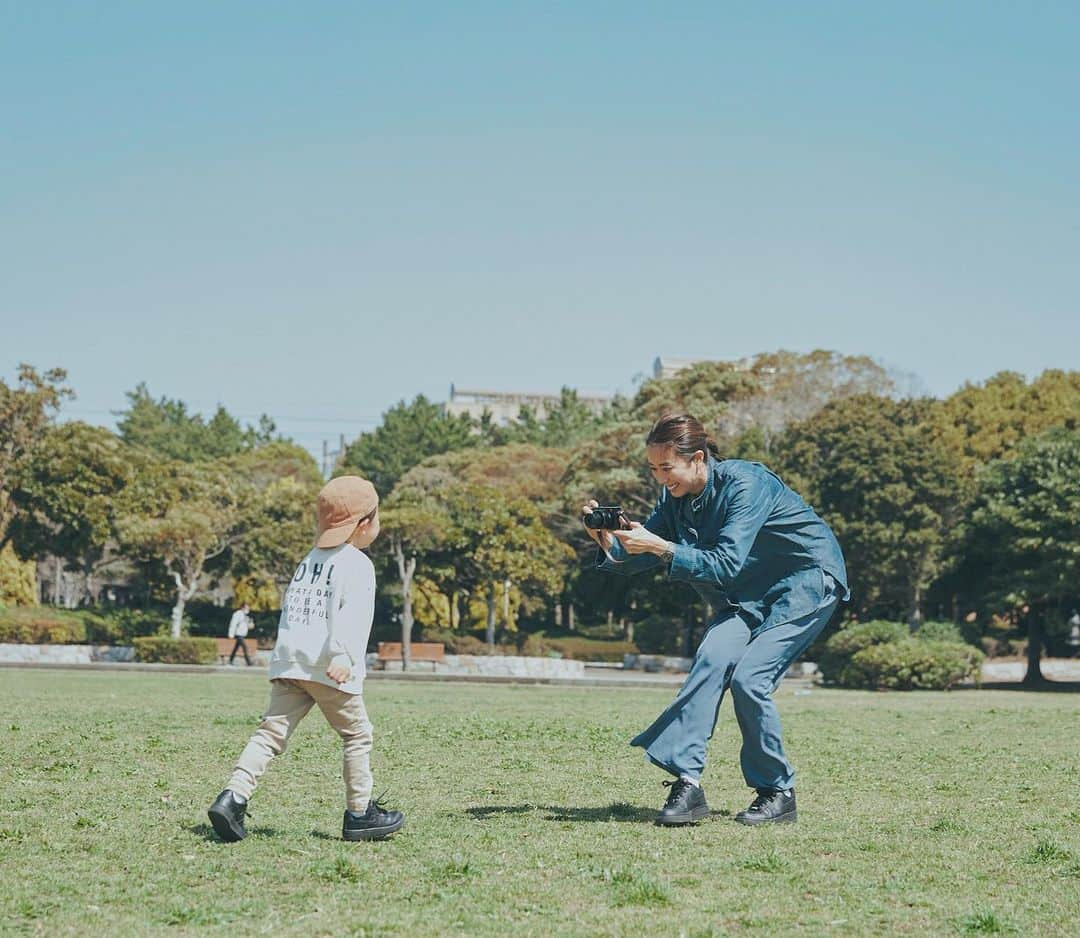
[445,385,613,426]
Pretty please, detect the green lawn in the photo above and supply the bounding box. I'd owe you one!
[1,671,1078,937]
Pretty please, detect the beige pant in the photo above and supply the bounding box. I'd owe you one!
[227,678,374,811]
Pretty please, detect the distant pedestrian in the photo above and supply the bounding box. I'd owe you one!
[227,603,254,666]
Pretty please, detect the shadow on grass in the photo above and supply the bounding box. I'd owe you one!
[467,803,731,823]
[187,822,285,842]
[977,680,1080,693]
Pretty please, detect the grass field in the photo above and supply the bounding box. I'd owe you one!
[1,670,1078,936]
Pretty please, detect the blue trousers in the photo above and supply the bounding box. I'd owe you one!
[631,587,839,791]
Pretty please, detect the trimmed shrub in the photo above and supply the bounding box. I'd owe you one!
[417,628,637,661]
[818,620,908,686]
[420,629,501,655]
[914,620,965,644]
[78,609,167,644]
[634,614,685,655]
[517,632,554,658]
[538,636,638,662]
[0,545,35,606]
[980,636,1027,658]
[0,607,87,644]
[132,636,218,665]
[848,640,984,691]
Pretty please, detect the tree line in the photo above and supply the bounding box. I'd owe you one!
[1,354,1077,677]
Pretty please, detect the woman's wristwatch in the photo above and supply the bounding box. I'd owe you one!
[660,541,676,564]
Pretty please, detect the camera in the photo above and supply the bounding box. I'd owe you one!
[583,506,629,530]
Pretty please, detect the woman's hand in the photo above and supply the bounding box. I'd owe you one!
[611,521,670,556]
[581,499,614,553]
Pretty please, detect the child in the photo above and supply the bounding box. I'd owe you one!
[207,475,404,842]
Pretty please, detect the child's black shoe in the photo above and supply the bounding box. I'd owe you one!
[342,794,404,841]
[207,790,248,843]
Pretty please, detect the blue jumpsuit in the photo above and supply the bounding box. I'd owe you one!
[599,458,848,790]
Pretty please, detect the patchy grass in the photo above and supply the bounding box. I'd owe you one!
[0,670,1077,935]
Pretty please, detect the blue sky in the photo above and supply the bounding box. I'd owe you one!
[3,2,1078,460]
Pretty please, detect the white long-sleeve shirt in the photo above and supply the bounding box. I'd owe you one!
[268,543,375,695]
[227,609,250,638]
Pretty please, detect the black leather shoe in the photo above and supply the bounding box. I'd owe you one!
[207,790,248,842]
[656,777,709,826]
[342,794,404,841]
[735,788,797,825]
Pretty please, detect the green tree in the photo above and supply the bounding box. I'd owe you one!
[440,483,574,648]
[496,388,612,448]
[935,370,1080,479]
[376,488,453,667]
[116,383,276,461]
[8,422,137,604]
[779,394,962,623]
[632,361,759,428]
[0,364,73,549]
[955,428,1080,685]
[397,443,570,519]
[717,350,900,454]
[227,439,323,490]
[631,351,899,458]
[340,395,478,494]
[229,476,320,604]
[0,543,35,605]
[223,440,324,608]
[116,461,240,637]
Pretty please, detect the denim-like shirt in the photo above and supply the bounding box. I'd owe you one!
[597,458,849,634]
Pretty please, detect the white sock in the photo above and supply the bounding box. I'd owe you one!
[679,774,700,787]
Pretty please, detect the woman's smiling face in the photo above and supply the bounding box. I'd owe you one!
[647,443,707,498]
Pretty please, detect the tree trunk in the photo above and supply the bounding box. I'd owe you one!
[908,584,923,631]
[1023,610,1046,686]
[622,618,634,643]
[392,537,416,671]
[502,578,511,630]
[486,583,497,649]
[682,599,698,656]
[554,601,562,628]
[451,590,461,630]
[170,572,190,638]
[567,603,575,632]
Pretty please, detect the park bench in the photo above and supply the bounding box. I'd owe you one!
[376,642,445,671]
[216,636,259,664]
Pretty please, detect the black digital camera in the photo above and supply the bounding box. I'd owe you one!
[583,506,630,530]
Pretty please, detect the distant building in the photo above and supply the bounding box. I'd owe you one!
[652,356,748,380]
[445,385,613,426]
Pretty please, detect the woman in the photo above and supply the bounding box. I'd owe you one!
[584,414,848,825]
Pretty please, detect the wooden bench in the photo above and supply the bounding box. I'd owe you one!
[216,636,259,664]
[376,642,445,671]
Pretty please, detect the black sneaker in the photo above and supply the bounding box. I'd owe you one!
[207,789,248,843]
[655,777,709,826]
[735,788,797,825]
[342,794,404,841]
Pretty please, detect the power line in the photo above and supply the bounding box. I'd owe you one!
[63,407,382,425]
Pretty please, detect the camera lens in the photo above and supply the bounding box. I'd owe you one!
[584,507,620,529]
